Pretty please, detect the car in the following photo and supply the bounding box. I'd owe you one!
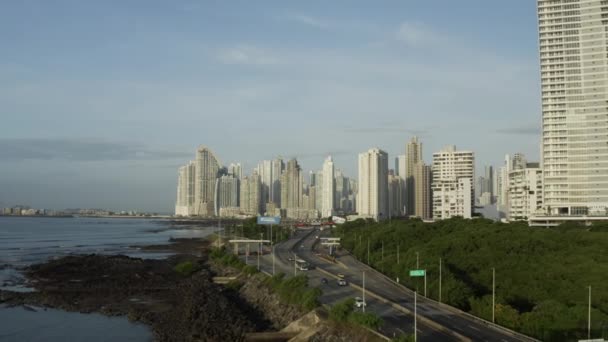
[337,273,345,279]
[355,297,367,308]
[301,244,305,248]
[337,279,347,286]
[321,278,328,284]
[288,256,295,261]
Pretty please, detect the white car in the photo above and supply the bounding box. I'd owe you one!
[337,279,347,286]
[354,297,366,308]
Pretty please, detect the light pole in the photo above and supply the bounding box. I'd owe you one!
[367,238,370,265]
[257,233,263,271]
[588,285,592,340]
[293,253,297,276]
[492,267,496,323]
[272,243,275,275]
[439,258,442,303]
[362,271,366,313]
[414,291,417,342]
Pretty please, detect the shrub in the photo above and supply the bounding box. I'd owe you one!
[173,261,197,276]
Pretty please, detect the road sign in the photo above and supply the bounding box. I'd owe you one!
[409,270,425,277]
[257,216,281,225]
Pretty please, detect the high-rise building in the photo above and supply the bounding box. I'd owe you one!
[193,146,221,216]
[175,161,195,216]
[314,171,323,213]
[280,159,303,211]
[538,0,608,216]
[357,148,389,220]
[431,146,475,219]
[271,157,284,207]
[322,156,335,217]
[227,163,242,180]
[406,137,422,216]
[256,160,272,212]
[508,162,543,221]
[240,173,261,216]
[388,170,405,218]
[215,175,239,215]
[413,162,432,220]
[334,169,346,212]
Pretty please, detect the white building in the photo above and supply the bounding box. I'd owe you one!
[322,156,335,217]
[431,146,474,219]
[508,163,543,221]
[227,163,242,180]
[240,174,261,216]
[357,148,389,221]
[215,175,239,215]
[175,161,195,216]
[538,0,608,217]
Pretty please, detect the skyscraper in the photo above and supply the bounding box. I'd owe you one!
[432,146,474,219]
[322,156,335,217]
[538,0,608,216]
[227,163,242,180]
[193,146,221,216]
[175,161,195,216]
[388,170,405,218]
[215,175,239,215]
[280,159,303,210]
[271,157,284,206]
[413,162,432,220]
[406,137,422,216]
[240,173,261,216]
[357,148,389,221]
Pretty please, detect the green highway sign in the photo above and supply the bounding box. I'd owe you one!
[409,270,425,277]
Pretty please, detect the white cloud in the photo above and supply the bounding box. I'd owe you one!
[215,45,280,65]
[289,14,329,29]
[396,22,437,45]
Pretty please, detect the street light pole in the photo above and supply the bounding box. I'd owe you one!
[492,267,496,324]
[588,285,592,340]
[414,291,417,342]
[362,271,366,313]
[367,238,370,265]
[258,233,262,271]
[272,243,275,275]
[439,258,442,303]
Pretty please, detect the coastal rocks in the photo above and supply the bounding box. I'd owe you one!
[0,252,260,341]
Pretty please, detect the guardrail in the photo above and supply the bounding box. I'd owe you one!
[339,249,539,342]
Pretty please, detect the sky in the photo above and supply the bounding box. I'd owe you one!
[0,0,541,213]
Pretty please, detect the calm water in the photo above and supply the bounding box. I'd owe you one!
[0,216,216,341]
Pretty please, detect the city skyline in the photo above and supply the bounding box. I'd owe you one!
[1,1,542,212]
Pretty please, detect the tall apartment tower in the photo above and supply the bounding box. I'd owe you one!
[280,159,303,210]
[175,161,195,216]
[538,0,608,216]
[321,156,335,217]
[215,175,239,215]
[193,146,221,216]
[271,157,284,207]
[240,173,261,216]
[431,146,475,219]
[413,163,432,220]
[357,148,389,221]
[405,137,422,216]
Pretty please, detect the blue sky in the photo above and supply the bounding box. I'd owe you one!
[0,1,541,213]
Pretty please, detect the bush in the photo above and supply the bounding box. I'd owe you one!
[329,298,355,322]
[242,265,259,275]
[348,311,383,330]
[173,261,197,276]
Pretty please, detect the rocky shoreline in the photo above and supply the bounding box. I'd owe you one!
[0,238,270,341]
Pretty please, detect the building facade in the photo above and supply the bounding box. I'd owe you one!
[175,161,195,216]
[193,146,221,216]
[508,163,544,221]
[357,148,389,220]
[322,156,335,217]
[240,174,261,216]
[405,137,422,216]
[431,146,474,219]
[413,162,432,220]
[538,0,608,216]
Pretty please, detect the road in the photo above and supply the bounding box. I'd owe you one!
[289,228,537,342]
[237,228,459,341]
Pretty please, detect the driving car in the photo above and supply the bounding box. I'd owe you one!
[321,278,328,284]
[337,279,347,286]
[354,297,366,308]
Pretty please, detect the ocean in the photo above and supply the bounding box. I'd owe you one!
[0,216,215,341]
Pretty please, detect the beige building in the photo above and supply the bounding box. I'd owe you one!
[413,162,432,220]
[405,137,422,216]
[281,159,303,210]
[193,146,221,216]
[240,174,261,216]
[357,148,389,220]
[538,0,608,216]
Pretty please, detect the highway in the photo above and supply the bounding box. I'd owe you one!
[236,227,537,342]
[238,228,460,341]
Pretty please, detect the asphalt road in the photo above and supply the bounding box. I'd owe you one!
[291,228,537,342]
[238,228,458,341]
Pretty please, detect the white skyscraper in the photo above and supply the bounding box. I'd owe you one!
[538,0,608,216]
[508,162,543,221]
[431,146,474,219]
[175,161,195,216]
[215,175,239,215]
[321,156,335,217]
[227,163,242,179]
[357,148,389,221]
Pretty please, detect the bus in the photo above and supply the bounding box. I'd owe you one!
[295,258,309,271]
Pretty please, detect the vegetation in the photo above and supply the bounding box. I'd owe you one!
[334,218,608,341]
[210,247,247,270]
[228,217,292,243]
[263,273,322,311]
[328,298,383,330]
[173,261,197,276]
[390,335,415,342]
